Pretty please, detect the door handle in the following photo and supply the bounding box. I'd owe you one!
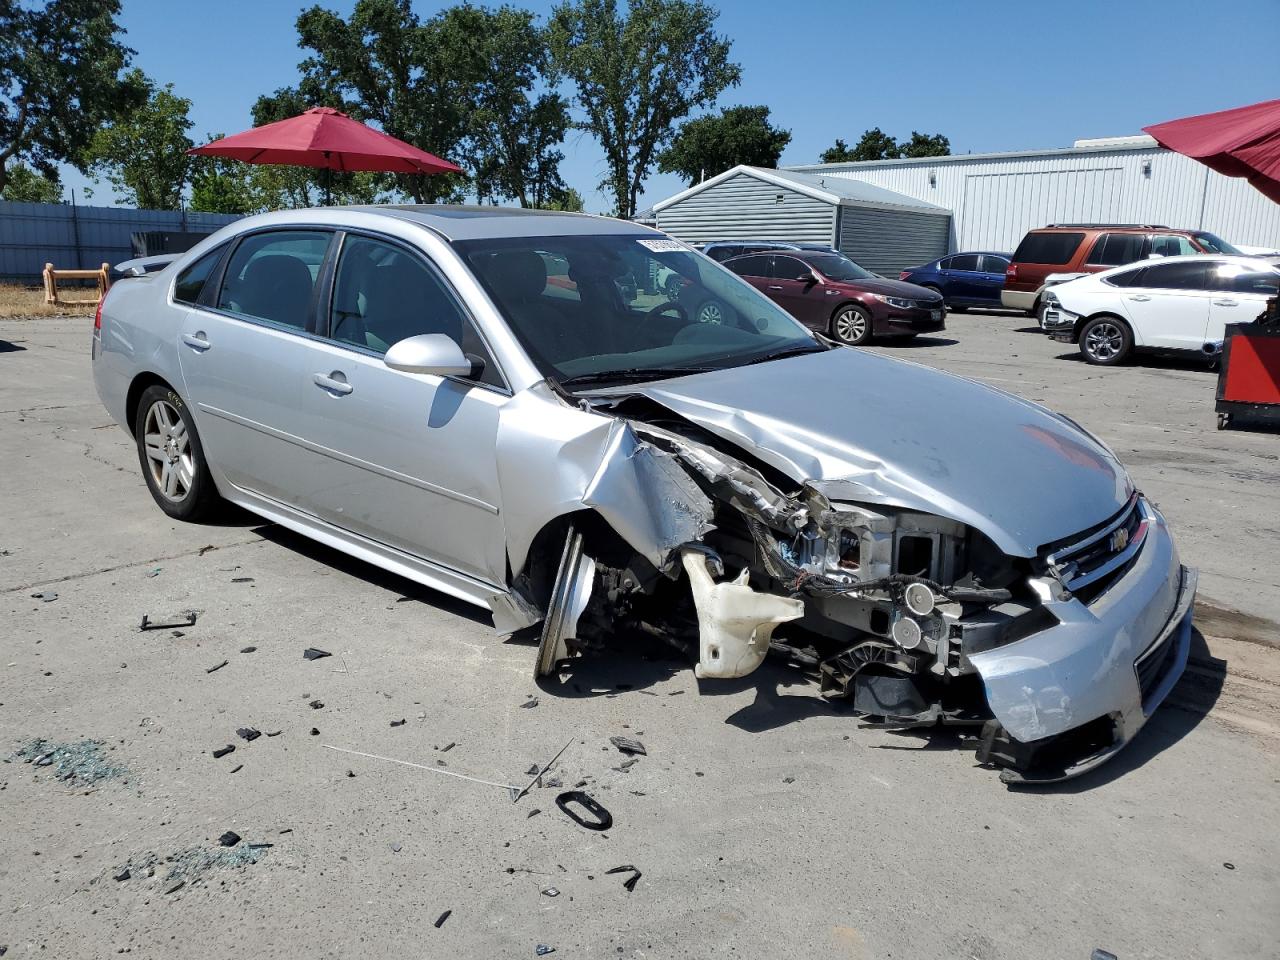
[1212,298,1238,307]
[766,285,784,291]
[1126,295,1151,302]
[313,371,353,395]
[182,332,211,351]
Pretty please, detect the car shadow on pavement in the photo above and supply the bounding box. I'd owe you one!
[0,339,27,353]
[1054,351,1219,374]
[249,522,495,626]
[1010,627,1225,793]
[885,336,959,348]
[534,648,687,698]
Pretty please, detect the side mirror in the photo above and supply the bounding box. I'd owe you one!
[383,333,475,378]
[797,272,819,284]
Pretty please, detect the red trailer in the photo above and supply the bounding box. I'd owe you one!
[1216,299,1280,430]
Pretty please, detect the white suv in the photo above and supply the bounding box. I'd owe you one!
[1041,255,1279,365]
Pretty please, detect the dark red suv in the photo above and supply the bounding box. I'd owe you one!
[723,250,945,345]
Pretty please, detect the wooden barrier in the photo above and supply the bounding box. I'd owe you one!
[43,261,110,307]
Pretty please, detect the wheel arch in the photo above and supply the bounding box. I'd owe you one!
[125,371,178,434]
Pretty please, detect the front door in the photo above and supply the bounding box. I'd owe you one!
[1119,260,1212,350]
[177,228,334,504]
[1205,261,1280,342]
[767,254,829,329]
[289,232,509,586]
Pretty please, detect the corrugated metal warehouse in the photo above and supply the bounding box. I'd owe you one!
[785,135,1280,253]
[653,165,952,275]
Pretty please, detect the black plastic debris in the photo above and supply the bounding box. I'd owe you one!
[309,700,324,710]
[198,544,215,556]
[346,770,356,778]
[526,764,541,776]
[527,808,541,819]
[206,660,228,674]
[140,611,197,631]
[218,831,241,847]
[266,730,282,737]
[782,776,795,784]
[520,697,539,709]
[164,880,185,895]
[237,727,261,742]
[231,577,255,583]
[1224,862,1236,870]
[1091,951,1118,960]
[212,745,235,759]
[240,646,257,654]
[542,887,560,897]
[555,791,612,831]
[390,719,406,727]
[440,742,456,753]
[309,728,320,736]
[30,591,57,602]
[609,736,646,756]
[230,764,243,774]
[434,910,451,929]
[113,867,131,882]
[303,648,332,661]
[606,864,642,892]
[536,945,555,956]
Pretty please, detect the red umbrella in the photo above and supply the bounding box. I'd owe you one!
[188,107,461,201]
[1144,99,1280,204]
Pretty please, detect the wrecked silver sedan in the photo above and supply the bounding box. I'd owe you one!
[92,206,1195,783]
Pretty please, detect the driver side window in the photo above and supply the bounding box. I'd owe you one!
[328,235,503,388]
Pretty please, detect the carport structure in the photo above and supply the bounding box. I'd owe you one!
[653,164,952,276]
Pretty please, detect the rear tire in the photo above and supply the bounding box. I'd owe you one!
[1078,315,1133,366]
[135,384,220,521]
[831,304,872,345]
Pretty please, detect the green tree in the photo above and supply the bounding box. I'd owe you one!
[0,0,146,194]
[820,127,950,163]
[540,185,584,212]
[658,104,790,185]
[294,0,471,203]
[548,0,741,218]
[438,4,571,208]
[0,163,62,202]
[82,70,193,209]
[899,130,950,158]
[188,137,257,214]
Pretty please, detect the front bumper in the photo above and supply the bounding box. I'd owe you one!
[880,305,946,334]
[968,502,1196,783]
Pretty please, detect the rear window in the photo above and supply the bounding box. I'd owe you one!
[173,246,225,304]
[1012,232,1085,265]
[1086,233,1146,267]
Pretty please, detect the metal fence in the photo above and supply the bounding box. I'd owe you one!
[0,200,243,282]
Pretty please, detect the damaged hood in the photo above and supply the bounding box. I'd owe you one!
[630,348,1132,557]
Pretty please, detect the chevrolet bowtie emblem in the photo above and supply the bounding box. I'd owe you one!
[1110,527,1130,552]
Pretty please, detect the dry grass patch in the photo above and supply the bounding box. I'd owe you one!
[0,283,95,319]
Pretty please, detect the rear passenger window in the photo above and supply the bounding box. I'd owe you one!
[217,231,331,330]
[706,245,740,263]
[173,246,225,304]
[949,254,981,271]
[1012,232,1085,265]
[726,255,770,278]
[1105,266,1147,288]
[1086,233,1146,266]
[981,255,1009,273]
[773,256,811,280]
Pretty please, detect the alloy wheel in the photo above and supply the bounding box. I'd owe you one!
[1084,321,1124,362]
[142,399,194,503]
[835,309,867,343]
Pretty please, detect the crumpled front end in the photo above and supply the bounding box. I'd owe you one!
[502,373,1194,785]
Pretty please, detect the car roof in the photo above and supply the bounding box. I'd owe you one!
[231,204,657,242]
[1028,224,1196,234]
[1095,253,1278,274]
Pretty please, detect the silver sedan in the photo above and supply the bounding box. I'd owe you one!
[92,206,1195,783]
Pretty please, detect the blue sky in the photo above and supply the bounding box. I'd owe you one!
[58,0,1280,212]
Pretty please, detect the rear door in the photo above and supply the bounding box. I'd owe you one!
[1206,262,1280,341]
[176,228,335,504]
[1008,231,1086,293]
[724,254,773,295]
[1117,260,1212,349]
[1083,232,1148,275]
[978,255,1010,303]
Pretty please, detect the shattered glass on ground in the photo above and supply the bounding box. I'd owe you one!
[11,739,128,786]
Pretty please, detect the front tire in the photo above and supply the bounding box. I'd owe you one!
[135,384,220,521]
[831,304,872,345]
[1078,316,1133,365]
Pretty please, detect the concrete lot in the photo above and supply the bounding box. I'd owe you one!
[1,311,1278,960]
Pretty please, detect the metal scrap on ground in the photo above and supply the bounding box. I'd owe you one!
[303,647,332,660]
[139,611,197,631]
[609,736,646,756]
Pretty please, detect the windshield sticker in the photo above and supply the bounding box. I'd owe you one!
[637,238,687,253]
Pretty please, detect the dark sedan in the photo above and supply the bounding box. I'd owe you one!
[899,252,1011,308]
[724,250,945,345]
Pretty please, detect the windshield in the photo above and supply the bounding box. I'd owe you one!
[1194,232,1241,255]
[455,234,824,387]
[806,253,875,282]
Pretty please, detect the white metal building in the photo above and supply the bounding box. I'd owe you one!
[652,165,952,275]
[785,135,1280,254]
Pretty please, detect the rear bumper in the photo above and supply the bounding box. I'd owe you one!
[969,502,1195,783]
[1001,288,1037,311]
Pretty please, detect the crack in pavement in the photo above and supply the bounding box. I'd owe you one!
[4,536,265,595]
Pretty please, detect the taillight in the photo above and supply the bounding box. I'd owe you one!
[1006,264,1018,280]
[94,298,103,332]
[898,271,910,281]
